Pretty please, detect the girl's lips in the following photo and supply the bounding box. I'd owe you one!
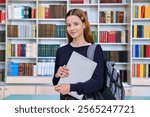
[70,32,76,35]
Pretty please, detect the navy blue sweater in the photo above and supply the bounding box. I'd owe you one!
[52,44,104,95]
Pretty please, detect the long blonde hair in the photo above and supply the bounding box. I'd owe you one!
[65,9,94,44]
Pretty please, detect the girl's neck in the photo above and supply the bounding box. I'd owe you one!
[71,39,90,47]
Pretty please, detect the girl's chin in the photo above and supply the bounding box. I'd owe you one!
[70,35,78,39]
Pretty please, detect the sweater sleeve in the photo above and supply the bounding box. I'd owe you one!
[52,48,60,86]
[70,45,104,95]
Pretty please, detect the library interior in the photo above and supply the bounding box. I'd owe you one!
[0,0,150,100]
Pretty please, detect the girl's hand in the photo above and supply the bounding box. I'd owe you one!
[54,84,70,95]
[55,65,69,78]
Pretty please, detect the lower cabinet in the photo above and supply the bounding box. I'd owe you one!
[36,85,59,95]
[132,86,150,96]
[4,85,36,98]
[124,87,132,96]
[2,85,150,100]
[0,86,4,99]
[0,85,59,99]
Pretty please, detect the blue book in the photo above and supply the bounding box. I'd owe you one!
[135,45,139,57]
[10,62,18,76]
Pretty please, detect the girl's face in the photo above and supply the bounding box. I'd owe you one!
[66,15,85,40]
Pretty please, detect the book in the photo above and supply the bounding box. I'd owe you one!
[59,51,97,100]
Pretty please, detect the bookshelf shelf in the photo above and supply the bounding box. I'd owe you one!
[90,23,98,26]
[7,19,36,21]
[38,0,67,2]
[7,38,37,40]
[132,58,150,60]
[132,18,150,21]
[99,23,130,26]
[38,19,65,21]
[115,62,128,65]
[38,57,56,59]
[6,76,52,84]
[70,4,98,7]
[38,37,67,40]
[132,38,150,40]
[0,42,5,44]
[8,0,36,3]
[100,43,128,45]
[132,78,150,86]
[0,4,5,6]
[0,23,5,25]
[7,57,36,59]
[99,3,130,7]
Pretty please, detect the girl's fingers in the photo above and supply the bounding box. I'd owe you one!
[55,65,69,78]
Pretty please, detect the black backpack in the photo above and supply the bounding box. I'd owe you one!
[86,44,125,100]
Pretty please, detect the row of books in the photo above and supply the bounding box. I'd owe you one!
[103,51,128,62]
[99,30,127,43]
[132,64,150,78]
[0,0,5,3]
[38,5,66,19]
[38,24,66,38]
[0,10,5,23]
[38,44,60,57]
[100,11,124,23]
[100,0,122,3]
[0,50,5,62]
[132,45,150,58]
[132,25,150,38]
[37,59,55,76]
[7,24,67,38]
[0,69,5,81]
[70,0,123,4]
[132,5,150,18]
[70,0,97,4]
[8,5,35,19]
[7,43,36,58]
[7,25,36,38]
[7,62,35,76]
[0,31,5,42]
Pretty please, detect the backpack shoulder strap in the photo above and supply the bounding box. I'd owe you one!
[87,44,98,60]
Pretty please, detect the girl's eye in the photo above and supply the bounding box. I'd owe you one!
[74,23,78,26]
[66,24,71,27]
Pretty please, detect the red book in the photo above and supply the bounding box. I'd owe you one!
[31,8,36,18]
[137,64,140,77]
[146,45,150,57]
[17,44,21,57]
[116,0,122,3]
[148,45,150,57]
[0,0,5,3]
[45,7,49,18]
[70,0,83,4]
[141,6,145,18]
[108,31,116,43]
[18,63,23,76]
[1,10,5,23]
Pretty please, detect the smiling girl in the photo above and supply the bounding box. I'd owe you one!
[52,9,104,100]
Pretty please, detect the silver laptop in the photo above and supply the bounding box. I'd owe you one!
[59,51,97,99]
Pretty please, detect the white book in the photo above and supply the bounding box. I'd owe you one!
[59,51,97,100]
